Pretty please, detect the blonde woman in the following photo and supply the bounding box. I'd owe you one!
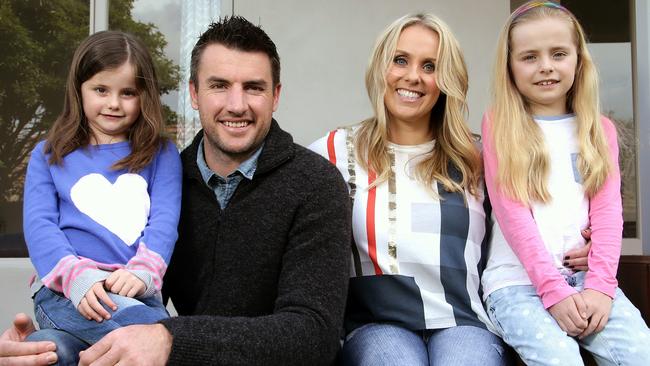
[310,13,509,366]
[481,2,650,364]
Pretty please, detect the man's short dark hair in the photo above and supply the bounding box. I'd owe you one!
[190,16,281,89]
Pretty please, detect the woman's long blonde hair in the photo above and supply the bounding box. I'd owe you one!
[491,2,611,204]
[355,13,481,196]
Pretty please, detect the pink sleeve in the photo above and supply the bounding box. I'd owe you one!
[584,116,622,298]
[481,112,576,308]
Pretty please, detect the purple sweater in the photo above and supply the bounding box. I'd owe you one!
[23,140,182,307]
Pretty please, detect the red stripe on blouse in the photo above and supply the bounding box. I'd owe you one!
[326,131,337,164]
[366,169,382,275]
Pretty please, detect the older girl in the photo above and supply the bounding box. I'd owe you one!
[482,2,650,364]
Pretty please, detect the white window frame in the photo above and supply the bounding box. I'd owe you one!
[90,0,109,34]
[633,0,650,255]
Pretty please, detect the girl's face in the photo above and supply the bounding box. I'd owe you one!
[509,16,578,116]
[81,62,141,144]
[384,24,441,134]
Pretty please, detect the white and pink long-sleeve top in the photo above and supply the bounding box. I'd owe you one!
[23,140,182,307]
[481,113,622,309]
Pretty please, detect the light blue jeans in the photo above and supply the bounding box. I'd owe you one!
[339,323,512,366]
[27,286,169,365]
[486,272,650,366]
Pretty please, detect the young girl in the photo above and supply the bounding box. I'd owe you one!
[481,2,650,365]
[22,31,182,363]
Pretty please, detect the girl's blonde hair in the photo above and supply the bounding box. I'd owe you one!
[491,2,611,204]
[356,13,481,196]
[46,31,166,172]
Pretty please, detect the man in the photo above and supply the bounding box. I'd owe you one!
[0,16,351,365]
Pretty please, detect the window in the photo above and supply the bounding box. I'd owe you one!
[0,1,89,256]
[109,0,182,145]
[0,0,183,257]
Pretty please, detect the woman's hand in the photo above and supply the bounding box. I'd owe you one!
[563,229,592,271]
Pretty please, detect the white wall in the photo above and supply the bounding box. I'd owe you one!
[1,259,34,329]
[223,0,508,145]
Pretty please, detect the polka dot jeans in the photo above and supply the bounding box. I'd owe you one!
[486,272,650,365]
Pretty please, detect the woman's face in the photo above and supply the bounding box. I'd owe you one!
[384,24,441,133]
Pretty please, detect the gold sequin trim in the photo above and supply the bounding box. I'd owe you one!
[387,147,399,274]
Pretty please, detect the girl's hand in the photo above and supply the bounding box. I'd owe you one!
[563,229,592,271]
[78,282,117,322]
[548,293,588,336]
[578,289,613,339]
[104,269,145,298]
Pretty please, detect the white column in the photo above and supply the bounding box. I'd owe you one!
[634,0,650,255]
[177,0,222,147]
[89,0,109,34]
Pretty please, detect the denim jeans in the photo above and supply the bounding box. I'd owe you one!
[26,329,88,366]
[486,272,650,366]
[31,285,169,358]
[339,323,511,366]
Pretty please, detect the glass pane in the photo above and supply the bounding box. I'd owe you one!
[109,0,182,146]
[564,0,638,238]
[588,43,637,238]
[0,0,89,257]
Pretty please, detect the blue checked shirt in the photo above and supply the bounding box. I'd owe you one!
[196,137,263,209]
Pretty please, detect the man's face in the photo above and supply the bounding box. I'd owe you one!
[190,44,281,163]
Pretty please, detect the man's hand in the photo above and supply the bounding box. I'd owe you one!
[563,229,592,271]
[548,293,588,336]
[78,282,117,322]
[104,269,145,298]
[78,324,172,366]
[0,313,57,366]
[578,289,613,339]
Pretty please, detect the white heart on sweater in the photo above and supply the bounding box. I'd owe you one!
[70,173,150,245]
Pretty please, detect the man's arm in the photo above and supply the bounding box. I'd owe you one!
[0,314,57,366]
[78,324,171,366]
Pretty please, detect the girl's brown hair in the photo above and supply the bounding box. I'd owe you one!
[46,30,165,172]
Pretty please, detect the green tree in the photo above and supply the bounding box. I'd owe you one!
[0,0,180,206]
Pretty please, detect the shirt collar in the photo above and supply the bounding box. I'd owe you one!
[196,137,264,185]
